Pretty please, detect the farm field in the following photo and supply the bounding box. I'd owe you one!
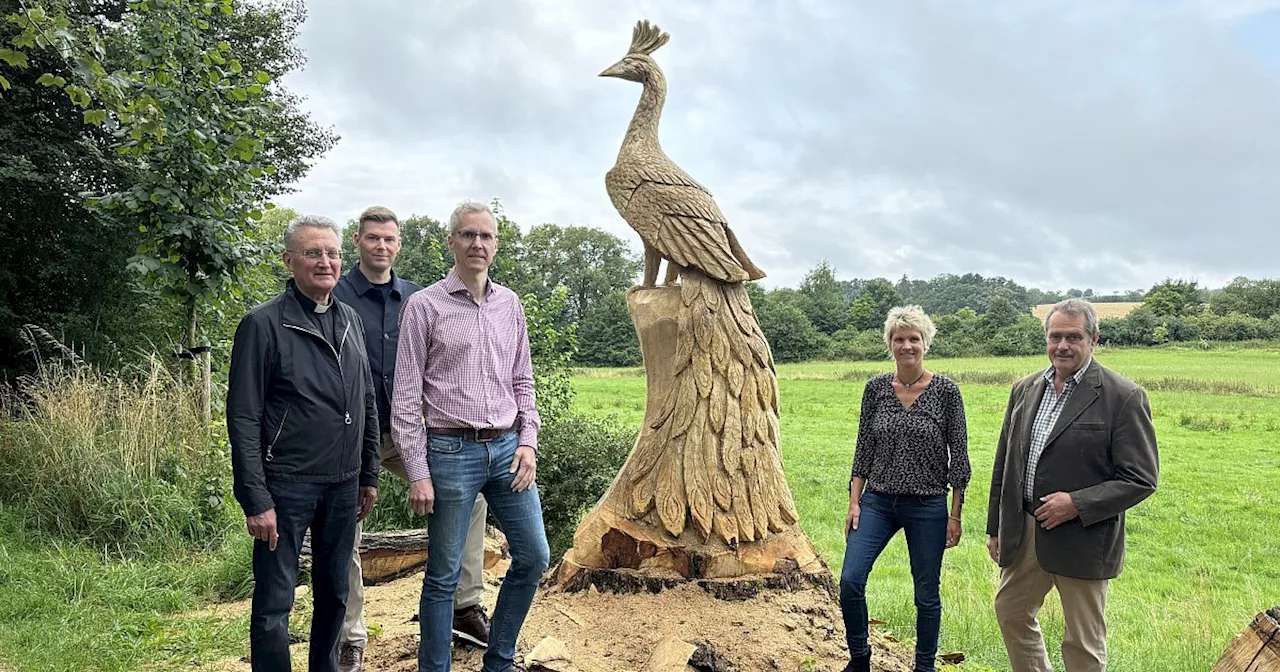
[571,345,1280,671]
[1032,302,1141,320]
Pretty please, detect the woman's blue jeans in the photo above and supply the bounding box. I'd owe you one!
[839,490,948,672]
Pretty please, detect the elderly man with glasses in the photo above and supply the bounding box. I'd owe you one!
[227,214,381,672]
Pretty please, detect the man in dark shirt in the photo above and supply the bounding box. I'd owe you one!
[330,206,491,671]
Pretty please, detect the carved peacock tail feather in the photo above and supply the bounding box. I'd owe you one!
[629,20,670,56]
[621,269,799,545]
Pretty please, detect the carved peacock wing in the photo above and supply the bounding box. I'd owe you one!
[615,158,766,283]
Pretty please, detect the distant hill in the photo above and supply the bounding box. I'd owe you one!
[1032,302,1142,320]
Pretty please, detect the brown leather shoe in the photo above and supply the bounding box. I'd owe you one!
[338,643,364,672]
[452,604,490,648]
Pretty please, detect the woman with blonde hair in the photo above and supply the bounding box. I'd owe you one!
[840,305,971,672]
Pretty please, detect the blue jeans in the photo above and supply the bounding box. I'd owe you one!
[419,431,550,672]
[250,477,358,672]
[839,491,948,672]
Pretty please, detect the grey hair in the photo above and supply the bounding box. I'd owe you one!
[883,305,937,352]
[448,200,496,234]
[284,214,342,250]
[1044,298,1099,336]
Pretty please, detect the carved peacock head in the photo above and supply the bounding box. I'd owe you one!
[599,20,669,83]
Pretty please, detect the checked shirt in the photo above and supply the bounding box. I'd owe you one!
[1024,359,1092,502]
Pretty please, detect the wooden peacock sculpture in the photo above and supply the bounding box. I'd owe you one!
[555,21,823,585]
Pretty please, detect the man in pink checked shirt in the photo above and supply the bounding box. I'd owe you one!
[390,200,550,672]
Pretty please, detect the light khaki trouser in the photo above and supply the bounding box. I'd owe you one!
[994,512,1109,672]
[340,433,488,647]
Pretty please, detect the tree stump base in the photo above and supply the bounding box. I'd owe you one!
[551,502,831,600]
[1213,608,1280,672]
[551,556,834,602]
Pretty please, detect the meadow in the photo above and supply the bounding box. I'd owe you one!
[572,345,1280,672]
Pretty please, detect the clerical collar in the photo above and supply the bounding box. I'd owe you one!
[295,290,331,314]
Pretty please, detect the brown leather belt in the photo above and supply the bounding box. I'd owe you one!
[428,426,512,442]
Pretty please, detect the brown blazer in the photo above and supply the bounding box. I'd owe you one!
[985,361,1158,580]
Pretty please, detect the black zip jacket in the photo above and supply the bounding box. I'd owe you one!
[227,281,380,517]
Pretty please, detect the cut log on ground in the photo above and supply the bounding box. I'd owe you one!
[300,527,509,585]
[1213,608,1280,672]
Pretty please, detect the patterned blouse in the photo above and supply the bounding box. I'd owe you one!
[850,373,971,497]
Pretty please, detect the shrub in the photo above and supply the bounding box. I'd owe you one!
[1195,312,1270,342]
[930,308,985,358]
[535,412,635,559]
[758,292,829,363]
[0,354,235,553]
[826,328,888,361]
[361,466,417,533]
[986,315,1045,356]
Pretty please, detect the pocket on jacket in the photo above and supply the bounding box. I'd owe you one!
[266,404,293,459]
[1072,421,1106,431]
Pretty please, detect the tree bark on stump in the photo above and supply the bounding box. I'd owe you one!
[1213,609,1280,672]
[553,282,827,591]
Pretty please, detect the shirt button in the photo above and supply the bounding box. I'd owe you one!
[384,334,390,339]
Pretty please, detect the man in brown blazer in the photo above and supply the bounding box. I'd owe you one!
[986,298,1159,672]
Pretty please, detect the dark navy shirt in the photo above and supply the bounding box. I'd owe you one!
[332,264,423,433]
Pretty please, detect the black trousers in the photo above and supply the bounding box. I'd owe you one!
[250,476,358,672]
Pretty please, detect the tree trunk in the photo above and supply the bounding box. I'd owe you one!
[1213,609,1280,672]
[554,277,826,588]
[186,296,211,424]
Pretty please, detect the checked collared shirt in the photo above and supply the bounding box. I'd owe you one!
[1024,359,1092,502]
[390,269,540,482]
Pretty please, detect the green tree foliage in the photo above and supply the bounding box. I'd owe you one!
[1210,277,1280,320]
[757,288,828,363]
[826,327,887,360]
[522,285,578,426]
[929,307,984,358]
[895,272,1032,314]
[523,224,642,322]
[344,201,537,296]
[980,294,1022,338]
[575,290,640,367]
[0,0,333,386]
[798,259,848,335]
[1142,278,1204,317]
[847,277,902,331]
[0,0,146,376]
[987,314,1046,356]
[535,412,635,557]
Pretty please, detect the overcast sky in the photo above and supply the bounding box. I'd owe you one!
[275,0,1280,294]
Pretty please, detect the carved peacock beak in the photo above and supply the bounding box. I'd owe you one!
[599,62,627,78]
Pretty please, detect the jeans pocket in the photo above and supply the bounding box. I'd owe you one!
[428,435,462,454]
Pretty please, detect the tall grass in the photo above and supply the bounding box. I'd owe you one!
[0,354,236,554]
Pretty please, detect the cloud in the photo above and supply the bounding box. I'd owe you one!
[276,0,1280,293]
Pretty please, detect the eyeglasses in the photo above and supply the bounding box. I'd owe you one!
[454,230,496,244]
[291,249,341,260]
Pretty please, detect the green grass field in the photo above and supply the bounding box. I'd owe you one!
[572,345,1280,671]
